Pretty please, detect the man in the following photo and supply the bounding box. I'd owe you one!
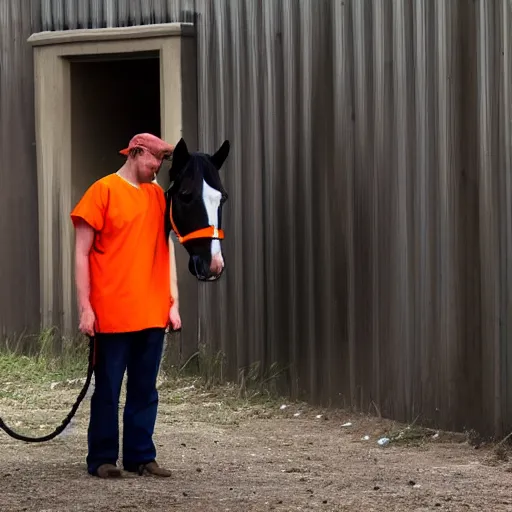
[71,133,181,479]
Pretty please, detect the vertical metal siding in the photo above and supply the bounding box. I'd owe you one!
[498,0,512,431]
[25,0,512,436]
[0,0,40,342]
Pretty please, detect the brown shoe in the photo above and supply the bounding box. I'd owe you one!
[95,464,122,478]
[137,461,172,477]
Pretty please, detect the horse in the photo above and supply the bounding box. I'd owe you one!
[164,137,230,281]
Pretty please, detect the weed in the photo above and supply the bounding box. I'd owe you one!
[160,342,226,388]
[494,443,509,462]
[382,415,439,447]
[238,360,289,401]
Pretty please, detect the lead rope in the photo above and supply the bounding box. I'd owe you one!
[0,335,96,443]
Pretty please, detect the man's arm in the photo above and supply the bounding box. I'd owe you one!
[75,219,96,335]
[168,232,179,309]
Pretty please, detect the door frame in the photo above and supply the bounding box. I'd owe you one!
[28,23,198,335]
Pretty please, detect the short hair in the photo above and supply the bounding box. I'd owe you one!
[128,147,144,158]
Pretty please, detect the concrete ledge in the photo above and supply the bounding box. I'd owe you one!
[28,22,194,47]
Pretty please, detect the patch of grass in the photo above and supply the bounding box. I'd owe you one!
[488,429,512,464]
[160,341,289,407]
[1,329,291,418]
[0,327,89,386]
[160,342,226,387]
[385,424,436,446]
[158,345,292,418]
[162,343,225,388]
[194,343,226,388]
[494,444,509,462]
[237,360,289,401]
[158,376,298,426]
[380,415,473,448]
[381,415,439,447]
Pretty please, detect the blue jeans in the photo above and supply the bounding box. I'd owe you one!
[86,328,165,475]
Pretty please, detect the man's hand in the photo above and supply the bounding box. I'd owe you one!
[168,304,182,331]
[79,306,96,337]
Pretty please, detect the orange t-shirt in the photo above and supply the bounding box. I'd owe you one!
[70,173,171,333]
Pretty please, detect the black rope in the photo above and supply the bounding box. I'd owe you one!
[0,336,95,443]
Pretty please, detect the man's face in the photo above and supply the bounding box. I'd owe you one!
[135,148,165,183]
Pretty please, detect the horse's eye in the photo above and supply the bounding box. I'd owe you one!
[179,189,194,202]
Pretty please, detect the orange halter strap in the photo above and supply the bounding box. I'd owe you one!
[169,199,225,244]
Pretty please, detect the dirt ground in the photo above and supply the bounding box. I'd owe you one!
[1,375,512,512]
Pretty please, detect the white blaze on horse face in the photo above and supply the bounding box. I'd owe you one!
[202,179,223,261]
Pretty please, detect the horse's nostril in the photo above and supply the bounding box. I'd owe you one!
[210,254,224,275]
[190,255,211,279]
[189,254,224,281]
[189,256,201,278]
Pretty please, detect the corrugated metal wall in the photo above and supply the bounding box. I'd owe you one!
[25,0,512,436]
[0,1,40,342]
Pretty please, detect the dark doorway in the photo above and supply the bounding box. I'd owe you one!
[70,52,160,204]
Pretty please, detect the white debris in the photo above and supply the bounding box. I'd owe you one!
[67,377,86,386]
[432,432,439,439]
[342,422,352,427]
[362,435,370,441]
[280,404,288,410]
[293,412,301,417]
[377,437,390,447]
[316,414,323,419]
[50,377,87,391]
[202,402,222,408]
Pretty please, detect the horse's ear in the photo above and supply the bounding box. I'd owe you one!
[210,140,230,170]
[170,138,190,179]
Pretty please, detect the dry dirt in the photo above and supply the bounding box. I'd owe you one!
[1,376,512,512]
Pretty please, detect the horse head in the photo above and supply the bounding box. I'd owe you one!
[164,138,230,281]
